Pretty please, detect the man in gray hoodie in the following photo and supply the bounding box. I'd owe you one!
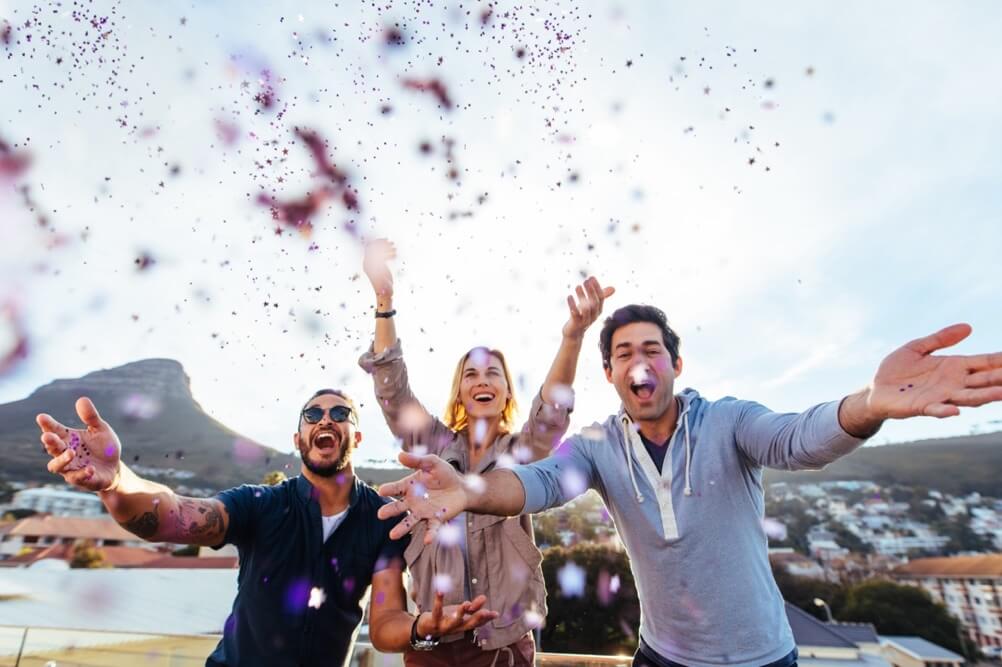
[376,304,1002,667]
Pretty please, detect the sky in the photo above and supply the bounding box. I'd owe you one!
[2,0,1001,467]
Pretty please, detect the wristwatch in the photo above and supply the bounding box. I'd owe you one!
[410,615,440,651]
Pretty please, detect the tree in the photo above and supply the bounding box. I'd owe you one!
[764,497,814,553]
[933,517,995,554]
[827,522,873,554]
[770,565,846,621]
[262,470,288,485]
[540,543,640,655]
[840,580,969,654]
[70,539,110,569]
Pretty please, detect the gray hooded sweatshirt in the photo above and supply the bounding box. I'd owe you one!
[512,388,869,667]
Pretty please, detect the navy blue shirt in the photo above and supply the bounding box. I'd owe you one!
[207,475,407,667]
[639,432,669,474]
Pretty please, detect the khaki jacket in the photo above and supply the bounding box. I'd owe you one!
[359,340,571,650]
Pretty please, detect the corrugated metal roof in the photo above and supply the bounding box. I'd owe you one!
[881,636,964,661]
[785,603,857,649]
[6,516,141,542]
[828,622,879,644]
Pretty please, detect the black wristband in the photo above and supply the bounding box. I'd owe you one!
[375,309,396,319]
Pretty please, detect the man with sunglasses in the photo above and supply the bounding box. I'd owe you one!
[36,389,498,667]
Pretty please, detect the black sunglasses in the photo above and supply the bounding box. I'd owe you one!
[301,405,355,425]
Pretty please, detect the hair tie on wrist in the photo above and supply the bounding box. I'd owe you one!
[375,309,396,319]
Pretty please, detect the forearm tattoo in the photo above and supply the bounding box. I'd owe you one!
[123,510,160,540]
[174,497,225,541]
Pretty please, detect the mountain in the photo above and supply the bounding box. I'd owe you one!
[764,431,1002,496]
[0,359,402,494]
[4,360,998,497]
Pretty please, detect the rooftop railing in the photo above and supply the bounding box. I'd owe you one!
[0,626,633,667]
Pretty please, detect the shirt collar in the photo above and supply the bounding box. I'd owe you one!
[295,473,361,509]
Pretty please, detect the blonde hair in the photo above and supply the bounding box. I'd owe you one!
[444,347,519,434]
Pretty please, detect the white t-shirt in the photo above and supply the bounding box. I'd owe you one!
[321,508,349,542]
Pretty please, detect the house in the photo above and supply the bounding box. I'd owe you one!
[785,603,891,666]
[880,636,964,667]
[11,486,106,517]
[892,554,1002,653]
[0,515,156,559]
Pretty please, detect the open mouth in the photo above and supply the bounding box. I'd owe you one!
[630,381,656,400]
[473,392,495,404]
[313,431,340,450]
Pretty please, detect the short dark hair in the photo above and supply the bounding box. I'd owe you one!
[297,388,358,431]
[599,304,681,369]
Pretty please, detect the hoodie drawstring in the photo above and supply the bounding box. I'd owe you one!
[620,415,646,503]
[682,408,693,497]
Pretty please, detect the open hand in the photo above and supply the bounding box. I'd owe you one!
[36,397,122,492]
[377,452,468,544]
[868,323,1002,419]
[562,276,615,340]
[363,238,397,298]
[415,592,498,639]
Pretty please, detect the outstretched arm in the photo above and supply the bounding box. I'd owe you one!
[376,452,526,543]
[377,438,596,543]
[838,323,1002,434]
[38,397,229,546]
[737,323,1002,470]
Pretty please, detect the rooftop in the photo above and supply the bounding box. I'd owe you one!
[892,553,1002,577]
[881,635,964,661]
[4,516,141,542]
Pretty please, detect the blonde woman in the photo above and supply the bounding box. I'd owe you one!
[359,239,612,667]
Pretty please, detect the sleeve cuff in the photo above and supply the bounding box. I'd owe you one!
[511,465,545,514]
[820,399,870,455]
[357,338,404,373]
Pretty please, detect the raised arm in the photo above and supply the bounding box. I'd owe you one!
[37,397,228,546]
[363,237,398,356]
[359,239,453,452]
[520,277,614,460]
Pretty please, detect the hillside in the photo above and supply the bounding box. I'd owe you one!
[0,359,402,493]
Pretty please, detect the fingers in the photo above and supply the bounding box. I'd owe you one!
[388,512,418,540]
[948,387,1002,408]
[430,591,444,629]
[422,518,443,545]
[566,295,581,320]
[465,594,487,613]
[377,476,413,499]
[965,351,1002,373]
[36,413,70,438]
[47,448,76,474]
[377,498,410,519]
[923,403,961,419]
[75,397,107,431]
[463,608,500,631]
[965,368,1002,389]
[905,323,972,356]
[397,450,438,473]
[40,432,67,457]
[64,466,96,488]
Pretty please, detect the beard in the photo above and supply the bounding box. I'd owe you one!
[299,437,352,477]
